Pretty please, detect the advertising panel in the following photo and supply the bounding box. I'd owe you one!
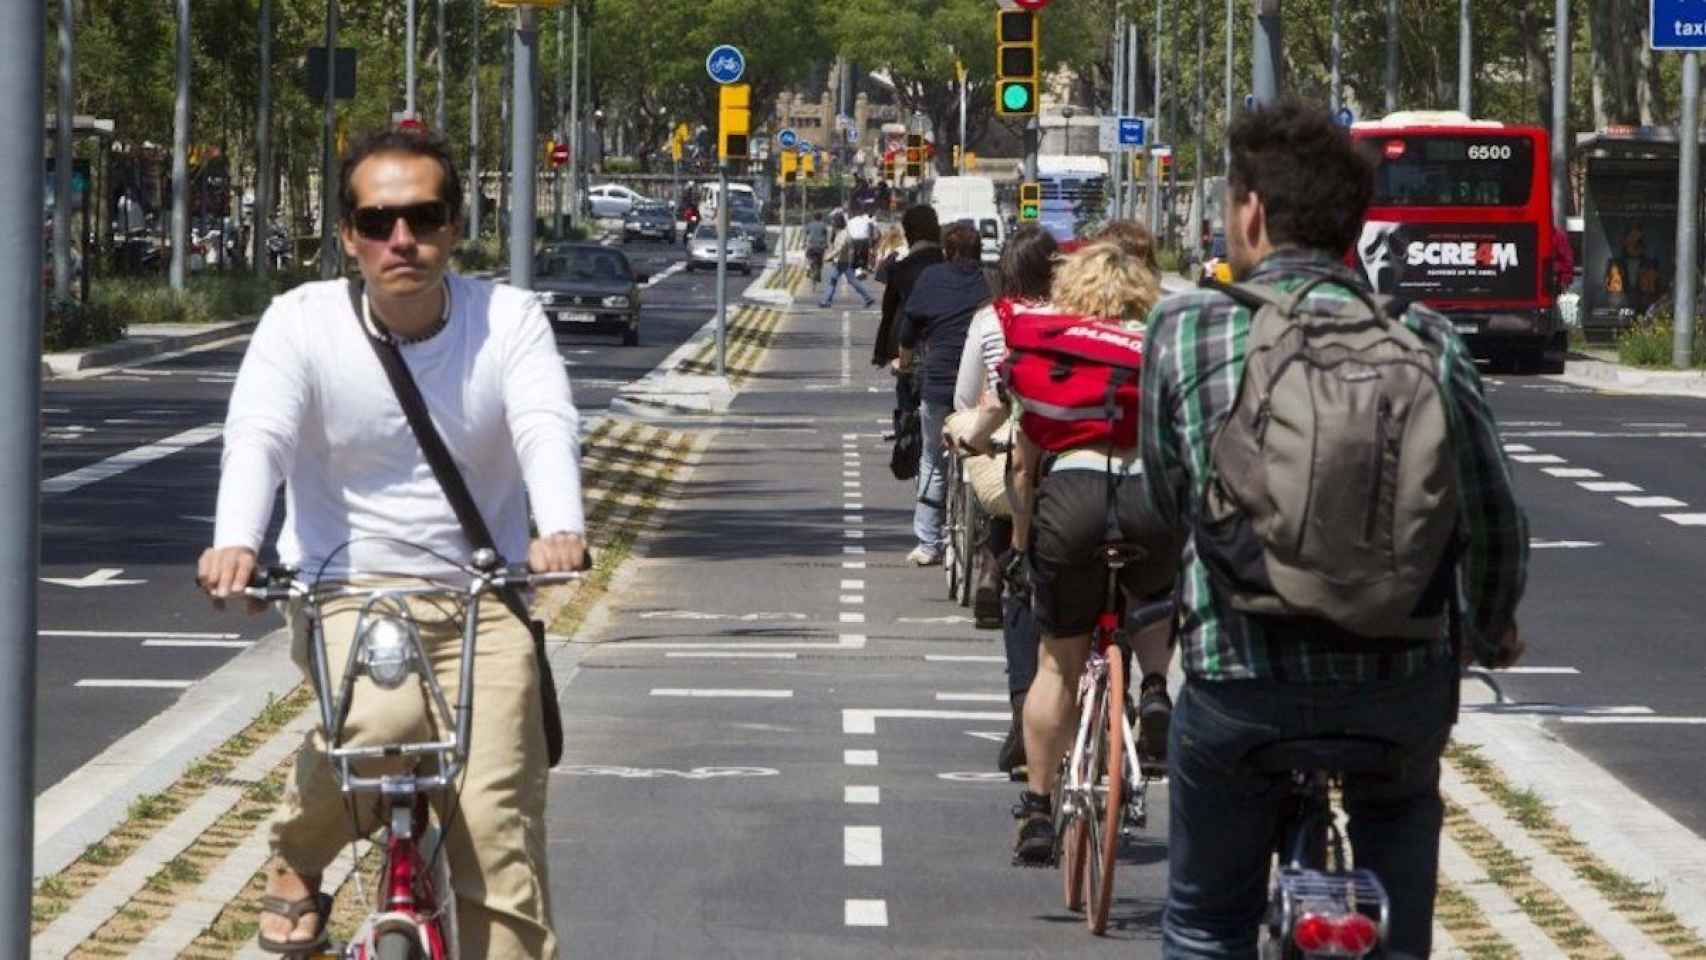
[1356,221,1537,302]
[1582,161,1681,330]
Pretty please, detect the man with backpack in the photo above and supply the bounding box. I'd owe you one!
[803,211,830,286]
[1139,101,1527,958]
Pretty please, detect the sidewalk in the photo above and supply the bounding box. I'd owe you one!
[42,320,258,379]
[1557,352,1706,399]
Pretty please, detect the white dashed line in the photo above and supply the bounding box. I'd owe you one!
[1664,513,1706,526]
[1502,443,1535,453]
[43,424,222,495]
[845,786,880,805]
[934,692,1008,702]
[925,655,1007,663]
[663,652,799,660]
[1509,453,1566,464]
[1493,666,1581,675]
[75,679,194,689]
[844,826,884,866]
[840,580,865,590]
[842,708,1009,734]
[844,749,879,766]
[843,561,867,570]
[844,546,866,555]
[1617,496,1688,508]
[840,595,864,605]
[844,514,863,524]
[844,899,888,927]
[844,530,865,539]
[1529,540,1601,549]
[1541,467,1602,478]
[141,640,253,649]
[649,688,795,699]
[840,612,866,624]
[1558,716,1706,725]
[1578,481,1640,493]
[843,433,859,440]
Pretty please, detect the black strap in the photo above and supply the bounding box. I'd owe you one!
[348,278,567,765]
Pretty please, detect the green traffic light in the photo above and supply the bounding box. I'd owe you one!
[1020,203,1039,220]
[1001,82,1033,113]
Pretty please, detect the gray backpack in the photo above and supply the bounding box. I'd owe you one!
[1195,275,1459,640]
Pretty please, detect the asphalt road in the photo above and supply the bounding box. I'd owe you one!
[33,235,731,795]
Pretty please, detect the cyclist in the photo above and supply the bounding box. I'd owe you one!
[873,205,944,369]
[1004,235,1183,865]
[945,224,1061,769]
[196,128,585,959]
[1140,100,1527,958]
[803,211,829,285]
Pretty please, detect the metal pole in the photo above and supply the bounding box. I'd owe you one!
[1458,0,1472,115]
[779,166,788,270]
[555,9,565,237]
[568,1,580,228]
[254,0,273,276]
[509,7,536,289]
[54,0,74,301]
[1385,0,1398,114]
[0,4,43,951]
[1155,0,1164,231]
[1330,0,1341,114]
[406,0,418,117]
[1673,52,1700,369]
[469,0,481,244]
[959,64,968,176]
[1128,23,1138,218]
[1105,19,1119,219]
[1252,0,1280,106]
[1550,0,1569,233]
[319,0,338,280]
[1196,0,1205,263]
[436,0,446,132]
[1225,0,1233,174]
[714,162,729,377]
[171,0,191,290]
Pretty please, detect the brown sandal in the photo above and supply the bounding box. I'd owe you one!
[255,891,332,954]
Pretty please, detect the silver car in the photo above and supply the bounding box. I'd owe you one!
[687,228,754,275]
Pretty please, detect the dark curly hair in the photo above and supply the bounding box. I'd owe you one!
[942,222,982,263]
[338,128,464,224]
[1227,99,1373,256]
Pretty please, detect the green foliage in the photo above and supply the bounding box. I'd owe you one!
[1616,310,1706,368]
[43,297,126,352]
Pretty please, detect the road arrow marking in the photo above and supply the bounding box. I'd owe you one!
[42,568,145,588]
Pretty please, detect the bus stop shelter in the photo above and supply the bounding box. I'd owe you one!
[1574,127,1706,339]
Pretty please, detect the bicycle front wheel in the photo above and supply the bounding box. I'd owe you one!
[1085,651,1125,935]
[376,929,425,960]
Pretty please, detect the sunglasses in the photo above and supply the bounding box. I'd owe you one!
[350,201,452,242]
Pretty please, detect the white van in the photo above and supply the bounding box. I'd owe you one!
[697,181,761,222]
[921,175,1005,263]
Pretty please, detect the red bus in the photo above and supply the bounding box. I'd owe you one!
[1350,112,1566,372]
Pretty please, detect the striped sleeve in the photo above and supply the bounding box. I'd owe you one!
[1139,301,1185,530]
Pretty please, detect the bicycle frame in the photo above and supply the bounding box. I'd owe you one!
[249,556,576,960]
[1266,772,1392,958]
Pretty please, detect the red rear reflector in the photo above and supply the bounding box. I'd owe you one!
[1383,139,1407,160]
[1293,912,1334,952]
[1335,912,1379,954]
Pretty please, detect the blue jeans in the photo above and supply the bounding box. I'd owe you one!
[913,399,950,553]
[1163,659,1455,960]
[819,261,873,306]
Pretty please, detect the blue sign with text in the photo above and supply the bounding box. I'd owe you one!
[1118,117,1146,147]
[705,45,746,84]
[1652,0,1706,50]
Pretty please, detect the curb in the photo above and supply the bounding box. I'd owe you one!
[32,626,297,879]
[43,320,258,379]
[1551,356,1706,398]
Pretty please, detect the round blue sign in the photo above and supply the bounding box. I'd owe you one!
[1243,93,1258,112]
[777,128,799,149]
[705,45,745,85]
[1334,106,1355,127]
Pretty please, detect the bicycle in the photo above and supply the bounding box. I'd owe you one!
[1256,669,1506,958]
[942,451,976,608]
[246,546,578,960]
[1050,541,1173,935]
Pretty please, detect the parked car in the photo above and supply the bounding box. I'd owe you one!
[534,243,646,346]
[586,183,645,219]
[622,201,677,244]
[686,227,753,275]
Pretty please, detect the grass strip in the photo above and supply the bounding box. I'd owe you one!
[1434,880,1521,959]
[1447,744,1706,957]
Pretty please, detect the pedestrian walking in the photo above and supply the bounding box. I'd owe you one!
[818,227,876,309]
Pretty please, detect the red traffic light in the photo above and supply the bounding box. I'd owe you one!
[551,143,570,167]
[1013,0,1052,7]
[397,116,425,132]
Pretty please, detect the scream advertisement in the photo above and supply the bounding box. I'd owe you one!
[1356,221,1538,302]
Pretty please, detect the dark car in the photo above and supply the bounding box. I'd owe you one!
[726,199,768,253]
[535,243,647,346]
[622,201,677,244]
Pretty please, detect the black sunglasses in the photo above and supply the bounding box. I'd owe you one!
[350,201,452,241]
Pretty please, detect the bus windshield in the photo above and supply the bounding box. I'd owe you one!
[1370,135,1534,208]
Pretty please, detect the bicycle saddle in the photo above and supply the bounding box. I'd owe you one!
[1246,736,1401,776]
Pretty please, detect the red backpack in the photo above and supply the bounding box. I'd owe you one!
[996,298,1145,452]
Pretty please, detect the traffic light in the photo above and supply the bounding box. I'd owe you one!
[1018,182,1041,222]
[1158,150,1173,181]
[779,149,797,184]
[801,150,816,177]
[996,9,1039,117]
[718,83,750,162]
[905,133,923,178]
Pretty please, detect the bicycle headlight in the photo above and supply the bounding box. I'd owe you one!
[359,615,419,690]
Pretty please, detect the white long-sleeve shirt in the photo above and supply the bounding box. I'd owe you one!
[213,274,585,583]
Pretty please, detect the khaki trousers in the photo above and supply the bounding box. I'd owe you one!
[272,590,557,959]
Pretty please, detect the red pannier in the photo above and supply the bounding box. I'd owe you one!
[995,298,1145,453]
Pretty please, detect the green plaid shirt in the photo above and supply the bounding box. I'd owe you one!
[1140,248,1528,683]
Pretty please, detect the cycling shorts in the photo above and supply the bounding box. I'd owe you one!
[1027,466,1181,636]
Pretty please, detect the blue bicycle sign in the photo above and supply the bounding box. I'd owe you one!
[778,128,799,150]
[705,45,746,85]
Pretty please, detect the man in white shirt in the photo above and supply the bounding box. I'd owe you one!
[846,210,876,272]
[197,129,585,958]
